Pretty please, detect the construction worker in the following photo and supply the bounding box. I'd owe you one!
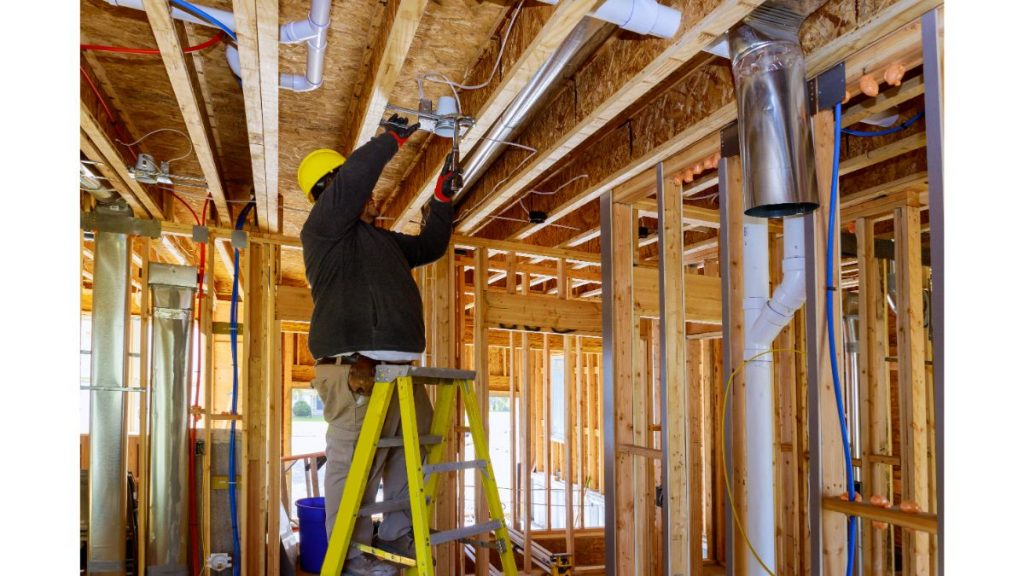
[299,114,461,575]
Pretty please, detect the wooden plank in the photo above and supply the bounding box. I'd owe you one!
[267,247,282,575]
[895,205,929,575]
[842,188,921,223]
[839,132,927,177]
[457,0,763,234]
[348,0,430,150]
[473,248,490,575]
[614,131,720,205]
[80,107,164,219]
[719,156,747,575]
[635,268,723,324]
[855,218,893,575]
[840,172,928,211]
[821,498,937,535]
[811,110,847,576]
[842,75,925,127]
[454,235,600,264]
[658,170,692,575]
[611,201,636,574]
[231,0,281,232]
[564,334,576,558]
[392,0,604,230]
[519,331,533,574]
[141,0,231,225]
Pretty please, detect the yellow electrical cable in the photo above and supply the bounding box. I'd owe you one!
[718,347,805,576]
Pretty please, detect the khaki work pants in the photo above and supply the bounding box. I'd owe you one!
[311,363,433,559]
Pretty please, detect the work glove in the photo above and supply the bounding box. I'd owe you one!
[381,114,420,146]
[434,152,463,203]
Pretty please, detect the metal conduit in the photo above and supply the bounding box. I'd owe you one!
[146,264,198,576]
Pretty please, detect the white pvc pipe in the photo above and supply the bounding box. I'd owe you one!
[105,0,332,92]
[590,0,682,39]
[532,0,683,39]
[740,215,807,576]
[741,217,776,576]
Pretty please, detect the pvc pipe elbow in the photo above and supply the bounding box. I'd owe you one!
[280,73,322,92]
[280,19,317,44]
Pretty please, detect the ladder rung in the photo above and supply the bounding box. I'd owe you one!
[377,434,442,448]
[358,496,432,517]
[374,365,476,384]
[423,459,486,475]
[430,521,502,546]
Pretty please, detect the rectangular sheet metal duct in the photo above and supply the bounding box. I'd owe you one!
[87,201,133,576]
[146,264,198,576]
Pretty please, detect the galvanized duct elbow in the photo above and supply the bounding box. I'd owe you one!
[728,0,827,218]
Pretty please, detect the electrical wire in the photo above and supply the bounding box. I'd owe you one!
[81,31,225,54]
[827,102,857,576]
[170,192,201,223]
[527,174,589,195]
[228,201,255,576]
[80,65,138,161]
[117,127,194,165]
[416,0,525,109]
[842,109,923,137]
[171,0,238,41]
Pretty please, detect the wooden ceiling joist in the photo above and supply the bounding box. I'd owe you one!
[233,0,281,232]
[388,0,604,231]
[454,0,763,235]
[80,104,165,220]
[347,0,430,152]
[142,0,231,225]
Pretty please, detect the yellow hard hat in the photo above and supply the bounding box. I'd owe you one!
[297,149,346,203]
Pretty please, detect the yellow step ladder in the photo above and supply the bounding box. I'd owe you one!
[320,365,519,576]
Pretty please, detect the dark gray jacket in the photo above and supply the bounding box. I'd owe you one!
[300,133,453,359]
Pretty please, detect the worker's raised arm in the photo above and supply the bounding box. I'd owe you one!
[387,153,460,267]
[304,116,418,237]
[388,199,454,268]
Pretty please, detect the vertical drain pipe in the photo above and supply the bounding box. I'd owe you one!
[87,200,133,576]
[726,2,827,573]
[146,264,198,576]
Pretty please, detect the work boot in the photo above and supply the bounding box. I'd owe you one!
[341,553,400,576]
[374,531,416,560]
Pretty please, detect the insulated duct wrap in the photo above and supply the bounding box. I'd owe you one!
[87,201,133,576]
[728,1,826,218]
[146,264,197,576]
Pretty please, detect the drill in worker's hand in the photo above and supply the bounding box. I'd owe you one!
[434,152,463,203]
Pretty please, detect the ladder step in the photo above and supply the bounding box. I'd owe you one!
[358,496,432,517]
[422,459,486,475]
[430,521,502,546]
[377,434,442,448]
[375,365,476,384]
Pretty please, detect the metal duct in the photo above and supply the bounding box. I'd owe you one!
[146,264,198,576]
[728,0,827,218]
[455,17,613,198]
[87,200,133,576]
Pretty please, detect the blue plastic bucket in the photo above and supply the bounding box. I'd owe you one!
[296,497,328,573]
